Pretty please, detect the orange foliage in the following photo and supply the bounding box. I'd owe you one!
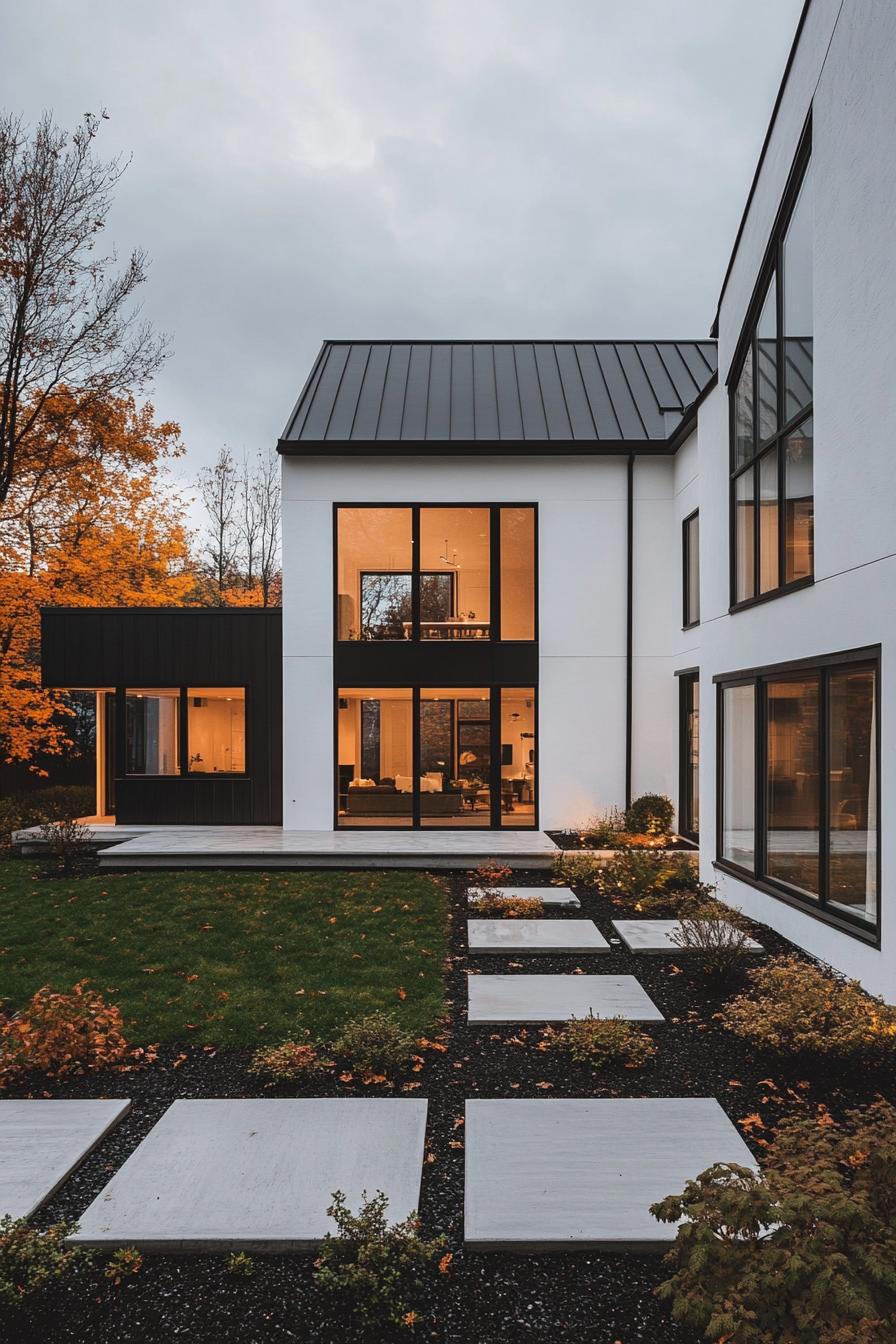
[0,389,194,766]
[0,980,129,1085]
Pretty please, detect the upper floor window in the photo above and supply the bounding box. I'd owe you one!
[336,504,535,642]
[731,140,813,609]
[682,510,699,628]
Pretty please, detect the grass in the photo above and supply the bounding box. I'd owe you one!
[0,863,448,1047]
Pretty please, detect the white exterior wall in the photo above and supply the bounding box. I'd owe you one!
[282,454,688,833]
[698,0,896,999]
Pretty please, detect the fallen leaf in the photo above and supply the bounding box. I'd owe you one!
[438,1252,453,1274]
[397,986,407,1001]
[535,1081,553,1090]
[738,1112,766,1132]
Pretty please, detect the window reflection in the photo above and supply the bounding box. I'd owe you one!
[735,472,755,603]
[783,168,813,422]
[828,669,877,923]
[126,690,179,776]
[337,508,412,641]
[785,418,813,584]
[765,677,820,896]
[722,684,755,868]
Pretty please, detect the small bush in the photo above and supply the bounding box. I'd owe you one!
[473,890,545,919]
[249,1034,321,1083]
[624,792,674,837]
[227,1251,256,1277]
[551,851,603,886]
[670,905,756,983]
[331,1010,413,1076]
[104,1246,143,1284]
[651,1099,896,1344]
[547,1013,656,1069]
[0,785,95,854]
[0,980,129,1086]
[634,879,715,916]
[577,807,626,848]
[0,1217,89,1304]
[38,816,97,877]
[719,954,896,1061]
[470,861,513,886]
[314,1190,445,1332]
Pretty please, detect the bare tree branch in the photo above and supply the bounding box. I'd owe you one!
[0,109,168,503]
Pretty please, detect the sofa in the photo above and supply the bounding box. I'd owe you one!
[346,777,464,817]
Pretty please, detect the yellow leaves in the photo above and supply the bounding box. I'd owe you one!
[438,1252,453,1275]
[846,1149,869,1167]
[402,1311,419,1328]
[417,1037,447,1052]
[338,1071,353,1084]
[738,1113,766,1133]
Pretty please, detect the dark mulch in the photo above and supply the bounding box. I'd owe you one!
[547,830,697,851]
[4,868,893,1344]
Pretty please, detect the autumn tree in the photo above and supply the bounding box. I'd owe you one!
[196,445,280,606]
[0,109,166,505]
[0,391,193,768]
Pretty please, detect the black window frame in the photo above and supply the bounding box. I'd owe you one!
[677,669,699,842]
[682,510,700,630]
[728,117,814,613]
[123,685,249,780]
[714,646,881,946]
[333,684,539,831]
[334,502,538,645]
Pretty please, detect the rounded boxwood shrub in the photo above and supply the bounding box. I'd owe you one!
[624,792,674,836]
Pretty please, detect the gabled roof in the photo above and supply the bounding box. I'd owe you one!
[279,340,717,456]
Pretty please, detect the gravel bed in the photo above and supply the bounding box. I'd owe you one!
[3,868,892,1343]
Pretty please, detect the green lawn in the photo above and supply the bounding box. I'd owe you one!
[0,863,448,1046]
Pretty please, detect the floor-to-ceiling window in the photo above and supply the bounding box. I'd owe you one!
[716,649,879,940]
[334,503,537,828]
[678,673,699,841]
[336,686,537,829]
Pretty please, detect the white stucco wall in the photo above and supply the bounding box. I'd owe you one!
[697,0,896,999]
[281,453,688,833]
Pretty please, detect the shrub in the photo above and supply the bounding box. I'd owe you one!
[314,1190,445,1332]
[227,1251,256,1277]
[670,904,756,983]
[470,861,513,886]
[473,891,545,919]
[651,1099,896,1344]
[330,1010,413,1076]
[0,785,95,853]
[577,807,626,848]
[719,955,896,1061]
[104,1246,143,1283]
[0,980,129,1086]
[624,792,674,837]
[551,851,603,886]
[249,1035,321,1083]
[0,1217,89,1304]
[38,815,97,877]
[634,879,715,916]
[547,1013,656,1069]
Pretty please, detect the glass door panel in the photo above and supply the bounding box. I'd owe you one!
[419,688,491,827]
[337,688,413,826]
[500,689,536,827]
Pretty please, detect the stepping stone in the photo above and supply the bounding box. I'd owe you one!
[468,886,580,908]
[69,1098,427,1252]
[465,1097,756,1251]
[0,1099,131,1220]
[612,919,764,955]
[467,974,663,1023]
[468,919,609,954]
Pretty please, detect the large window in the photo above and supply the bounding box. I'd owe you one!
[336,686,536,829]
[682,511,699,629]
[730,137,813,608]
[717,650,879,938]
[126,690,179,776]
[335,505,536,642]
[125,687,246,778]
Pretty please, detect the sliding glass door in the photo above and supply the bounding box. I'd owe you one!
[336,686,536,828]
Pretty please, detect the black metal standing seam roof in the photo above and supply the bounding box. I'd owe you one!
[278,340,718,454]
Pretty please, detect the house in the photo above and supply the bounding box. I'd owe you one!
[40,0,895,998]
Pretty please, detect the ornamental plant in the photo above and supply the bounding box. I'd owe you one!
[38,815,97,877]
[551,851,603,886]
[719,955,896,1061]
[547,1013,656,1069]
[670,904,757,984]
[314,1190,445,1333]
[0,1217,89,1305]
[249,1034,321,1083]
[597,849,691,902]
[624,792,674,837]
[651,1100,896,1343]
[0,981,128,1087]
[331,1010,413,1076]
[473,890,545,919]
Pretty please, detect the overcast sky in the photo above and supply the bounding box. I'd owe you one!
[6,0,803,490]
